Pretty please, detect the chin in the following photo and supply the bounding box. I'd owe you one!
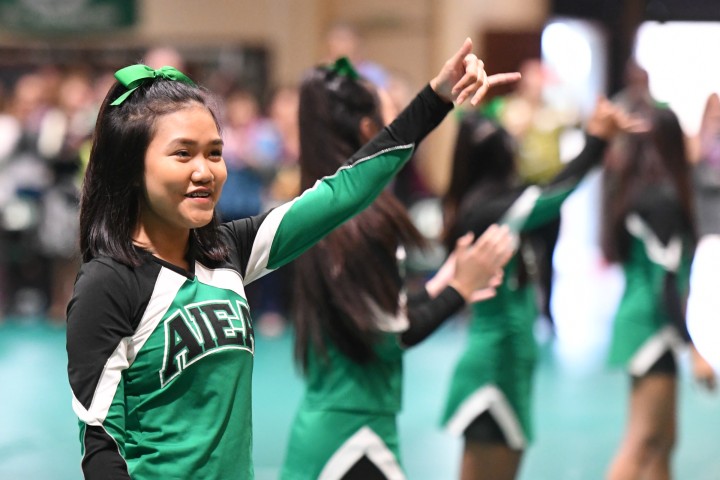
[186,217,214,229]
[194,220,214,229]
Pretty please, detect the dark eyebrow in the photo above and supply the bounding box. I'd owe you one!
[171,138,224,147]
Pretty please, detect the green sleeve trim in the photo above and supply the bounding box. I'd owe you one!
[265,144,414,270]
[501,183,575,233]
[523,186,575,231]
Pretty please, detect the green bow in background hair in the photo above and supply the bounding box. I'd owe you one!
[327,57,360,80]
[110,64,196,106]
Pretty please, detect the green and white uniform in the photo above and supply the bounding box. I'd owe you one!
[282,329,406,480]
[281,272,469,480]
[442,135,607,448]
[607,182,693,375]
[66,85,452,480]
[281,87,465,480]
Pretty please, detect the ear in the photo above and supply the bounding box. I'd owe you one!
[359,116,380,143]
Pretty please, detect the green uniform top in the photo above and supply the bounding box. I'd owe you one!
[303,331,404,414]
[441,135,607,446]
[66,85,453,479]
[608,181,694,372]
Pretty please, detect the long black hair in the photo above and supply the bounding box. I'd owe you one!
[292,64,425,369]
[80,73,228,266]
[442,112,516,251]
[600,104,696,262]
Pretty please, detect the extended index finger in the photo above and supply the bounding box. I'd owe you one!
[487,72,522,87]
[448,37,474,66]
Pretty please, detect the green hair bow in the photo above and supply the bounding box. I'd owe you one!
[110,64,196,106]
[327,57,360,80]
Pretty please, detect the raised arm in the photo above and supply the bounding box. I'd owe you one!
[400,225,514,347]
[234,39,520,283]
[502,98,645,233]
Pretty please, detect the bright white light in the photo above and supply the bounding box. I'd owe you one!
[636,21,720,135]
[542,21,592,83]
[686,236,720,374]
[541,18,607,119]
[551,171,624,372]
[541,19,615,370]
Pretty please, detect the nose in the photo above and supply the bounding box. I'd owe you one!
[190,158,214,184]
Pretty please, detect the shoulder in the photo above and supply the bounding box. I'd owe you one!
[73,256,160,308]
[68,256,164,334]
[218,211,271,243]
[75,257,137,289]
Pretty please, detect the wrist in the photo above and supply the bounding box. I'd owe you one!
[429,78,453,103]
[448,279,472,303]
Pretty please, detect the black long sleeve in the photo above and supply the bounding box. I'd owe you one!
[451,134,608,243]
[545,134,607,188]
[349,84,453,166]
[400,286,465,347]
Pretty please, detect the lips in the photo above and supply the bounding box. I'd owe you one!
[185,191,211,198]
[185,187,213,199]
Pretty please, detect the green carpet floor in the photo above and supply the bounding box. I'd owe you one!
[2,318,719,480]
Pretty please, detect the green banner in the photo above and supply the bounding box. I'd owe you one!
[0,0,136,33]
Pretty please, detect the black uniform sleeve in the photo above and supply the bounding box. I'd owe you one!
[82,426,131,480]
[67,260,139,409]
[453,188,519,243]
[400,286,465,347]
[350,84,453,164]
[219,211,271,278]
[545,135,607,188]
[66,259,152,479]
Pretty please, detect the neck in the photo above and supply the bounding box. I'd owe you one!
[133,224,191,269]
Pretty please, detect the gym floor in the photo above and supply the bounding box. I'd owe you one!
[1,316,719,480]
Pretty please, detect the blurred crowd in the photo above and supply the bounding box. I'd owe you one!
[0,64,105,322]
[0,48,304,328]
[0,30,715,346]
[0,29,439,333]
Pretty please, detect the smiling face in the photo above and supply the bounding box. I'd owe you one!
[136,103,227,244]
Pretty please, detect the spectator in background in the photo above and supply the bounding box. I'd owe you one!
[324,22,389,89]
[218,86,291,336]
[37,70,95,322]
[144,46,187,72]
[267,87,299,163]
[264,85,300,207]
[611,60,655,111]
[0,82,16,318]
[218,87,274,220]
[254,85,302,336]
[0,71,53,318]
